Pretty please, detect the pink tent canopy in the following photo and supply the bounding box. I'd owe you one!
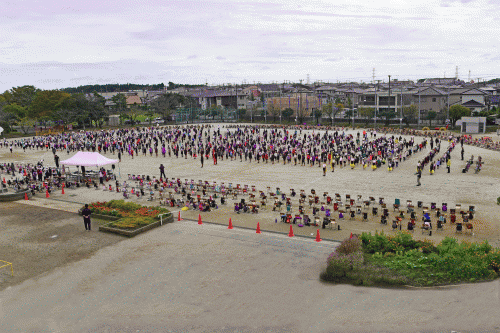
[60,152,119,167]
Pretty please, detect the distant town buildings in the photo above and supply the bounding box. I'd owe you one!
[95,78,500,122]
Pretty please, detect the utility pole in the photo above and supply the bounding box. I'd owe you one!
[375,80,382,127]
[388,75,391,126]
[400,84,403,129]
[418,90,421,130]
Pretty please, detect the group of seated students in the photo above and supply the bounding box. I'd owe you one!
[234,200,258,214]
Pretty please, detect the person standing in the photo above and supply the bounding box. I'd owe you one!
[322,162,326,176]
[200,154,204,168]
[447,158,451,173]
[82,204,92,231]
[159,164,166,179]
[461,147,464,161]
[54,154,60,169]
[416,167,422,186]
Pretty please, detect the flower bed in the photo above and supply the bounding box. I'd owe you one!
[88,200,170,229]
[320,231,500,287]
[82,200,172,237]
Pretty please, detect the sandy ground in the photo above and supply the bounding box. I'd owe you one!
[0,202,123,290]
[2,124,499,246]
[1,124,500,332]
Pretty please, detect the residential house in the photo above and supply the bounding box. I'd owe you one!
[190,89,249,110]
[448,88,488,113]
[410,87,448,114]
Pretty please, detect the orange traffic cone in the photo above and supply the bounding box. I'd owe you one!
[256,222,261,234]
[62,187,65,194]
[46,190,50,198]
[24,192,28,200]
[198,214,202,225]
[178,211,183,221]
[228,218,233,229]
[350,232,353,239]
[315,229,321,242]
[288,225,294,237]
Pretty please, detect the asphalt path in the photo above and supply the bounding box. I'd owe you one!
[1,221,499,333]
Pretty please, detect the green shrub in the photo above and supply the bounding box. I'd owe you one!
[110,216,155,229]
[335,236,362,255]
[324,251,364,280]
[106,200,142,212]
[497,197,500,205]
[353,233,500,286]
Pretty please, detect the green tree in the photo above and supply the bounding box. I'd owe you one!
[51,94,78,127]
[449,105,471,126]
[335,103,344,126]
[17,117,36,134]
[402,104,418,127]
[125,104,142,125]
[267,102,280,122]
[149,93,185,121]
[344,109,354,125]
[7,85,40,108]
[2,103,28,130]
[358,107,375,126]
[312,109,322,125]
[111,93,127,125]
[282,108,294,121]
[87,92,107,128]
[379,110,395,126]
[322,102,334,125]
[237,108,246,119]
[346,97,353,125]
[145,108,154,125]
[427,111,437,127]
[29,90,71,119]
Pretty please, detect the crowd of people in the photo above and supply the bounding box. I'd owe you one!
[0,124,438,174]
[0,123,492,198]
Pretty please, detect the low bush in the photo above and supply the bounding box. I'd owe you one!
[323,232,500,287]
[422,127,430,131]
[497,197,500,205]
[105,200,143,212]
[323,251,364,280]
[335,236,362,254]
[110,216,155,229]
[439,127,446,131]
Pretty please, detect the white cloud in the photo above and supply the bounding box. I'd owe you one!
[0,0,499,91]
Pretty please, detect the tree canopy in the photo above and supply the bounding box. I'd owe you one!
[449,105,471,126]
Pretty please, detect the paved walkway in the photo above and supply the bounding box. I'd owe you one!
[1,221,499,333]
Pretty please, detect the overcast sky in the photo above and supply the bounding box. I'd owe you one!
[1,0,499,92]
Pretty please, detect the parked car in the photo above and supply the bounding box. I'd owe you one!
[154,117,165,124]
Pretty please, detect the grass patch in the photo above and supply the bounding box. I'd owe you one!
[321,232,500,287]
[87,200,170,229]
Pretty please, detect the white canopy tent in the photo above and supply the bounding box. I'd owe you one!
[60,152,120,177]
[60,151,119,167]
[0,126,3,135]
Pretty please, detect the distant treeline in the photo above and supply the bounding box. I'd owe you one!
[61,83,166,94]
[60,82,206,94]
[486,78,500,84]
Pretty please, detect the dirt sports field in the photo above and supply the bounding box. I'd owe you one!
[0,123,499,332]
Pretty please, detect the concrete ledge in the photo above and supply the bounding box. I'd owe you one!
[99,214,174,237]
[0,188,32,202]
